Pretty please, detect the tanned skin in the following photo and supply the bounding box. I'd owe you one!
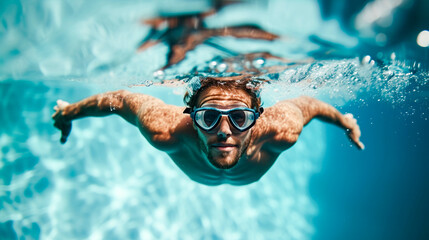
[53,86,364,186]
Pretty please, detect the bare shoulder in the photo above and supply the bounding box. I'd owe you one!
[252,100,304,152]
[123,92,193,151]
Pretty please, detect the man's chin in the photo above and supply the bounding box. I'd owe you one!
[208,155,239,169]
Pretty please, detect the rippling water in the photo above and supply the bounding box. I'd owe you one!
[1,0,428,239]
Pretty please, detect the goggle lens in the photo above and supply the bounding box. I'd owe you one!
[197,109,221,129]
[230,110,255,129]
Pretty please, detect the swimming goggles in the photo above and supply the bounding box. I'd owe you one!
[184,107,263,132]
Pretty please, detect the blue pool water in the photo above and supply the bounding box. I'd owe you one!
[1,0,428,239]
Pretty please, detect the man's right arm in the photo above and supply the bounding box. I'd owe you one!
[53,90,142,124]
[52,90,188,148]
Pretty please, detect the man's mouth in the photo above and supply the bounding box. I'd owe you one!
[211,143,237,151]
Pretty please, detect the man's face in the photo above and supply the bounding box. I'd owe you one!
[195,86,253,169]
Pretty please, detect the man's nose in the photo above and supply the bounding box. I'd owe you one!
[216,116,232,139]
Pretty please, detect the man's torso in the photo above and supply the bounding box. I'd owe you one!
[167,128,283,186]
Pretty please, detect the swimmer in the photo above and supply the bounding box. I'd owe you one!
[52,76,364,186]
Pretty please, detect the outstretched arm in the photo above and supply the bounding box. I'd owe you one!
[52,90,187,147]
[52,90,147,143]
[289,96,364,149]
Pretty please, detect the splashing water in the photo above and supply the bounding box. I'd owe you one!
[275,57,427,103]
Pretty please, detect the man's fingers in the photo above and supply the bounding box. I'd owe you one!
[358,141,365,150]
[60,123,72,144]
[60,135,68,144]
[348,128,364,150]
[53,99,71,144]
[353,139,365,150]
[344,113,364,150]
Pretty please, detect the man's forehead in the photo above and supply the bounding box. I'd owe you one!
[197,87,252,107]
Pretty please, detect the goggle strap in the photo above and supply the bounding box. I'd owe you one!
[183,107,192,114]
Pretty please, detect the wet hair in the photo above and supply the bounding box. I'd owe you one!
[183,76,262,110]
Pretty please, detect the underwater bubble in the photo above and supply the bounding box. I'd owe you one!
[153,70,165,81]
[417,30,429,47]
[208,61,217,70]
[252,58,265,68]
[144,79,153,86]
[216,63,227,73]
[361,55,371,65]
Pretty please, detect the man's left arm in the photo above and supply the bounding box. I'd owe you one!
[289,96,365,150]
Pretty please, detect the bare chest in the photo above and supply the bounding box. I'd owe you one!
[167,143,279,186]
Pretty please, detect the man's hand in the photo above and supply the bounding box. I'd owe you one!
[343,113,365,150]
[52,99,72,144]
